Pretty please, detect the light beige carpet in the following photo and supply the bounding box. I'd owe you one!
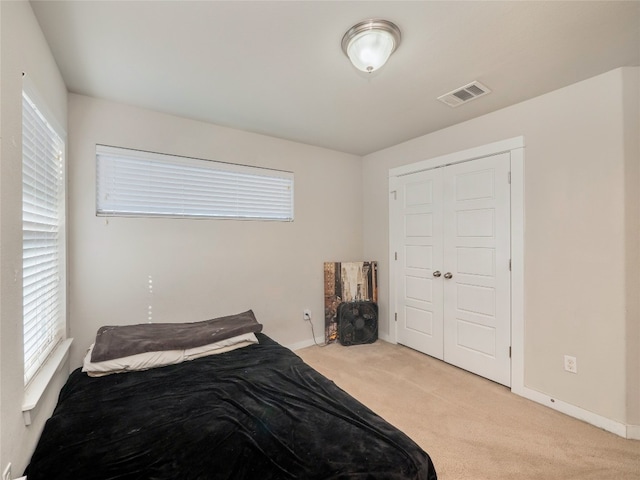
[296,340,640,480]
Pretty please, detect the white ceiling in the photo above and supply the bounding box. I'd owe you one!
[30,1,640,156]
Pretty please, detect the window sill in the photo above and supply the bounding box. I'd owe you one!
[22,338,73,426]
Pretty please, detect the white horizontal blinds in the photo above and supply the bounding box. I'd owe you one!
[96,146,294,221]
[22,91,65,385]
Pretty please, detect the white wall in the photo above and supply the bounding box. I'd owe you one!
[67,94,363,368]
[362,67,639,427]
[0,0,69,475]
[1,5,637,472]
[623,68,640,427]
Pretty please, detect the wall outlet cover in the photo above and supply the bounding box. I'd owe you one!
[564,355,577,374]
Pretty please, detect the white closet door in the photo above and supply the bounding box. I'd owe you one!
[392,168,444,359]
[391,152,512,387]
[442,152,511,386]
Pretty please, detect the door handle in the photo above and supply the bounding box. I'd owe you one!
[433,271,442,278]
[444,272,453,279]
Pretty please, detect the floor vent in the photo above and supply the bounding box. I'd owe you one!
[437,81,491,108]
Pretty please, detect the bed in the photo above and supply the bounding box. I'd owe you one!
[25,311,437,479]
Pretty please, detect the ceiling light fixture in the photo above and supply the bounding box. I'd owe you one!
[341,19,401,73]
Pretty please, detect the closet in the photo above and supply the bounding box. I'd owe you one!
[390,151,512,386]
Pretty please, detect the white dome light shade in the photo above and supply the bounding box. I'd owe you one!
[347,30,395,72]
[342,19,401,73]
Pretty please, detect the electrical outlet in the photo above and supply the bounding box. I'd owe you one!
[3,462,12,480]
[564,355,577,374]
[303,309,311,321]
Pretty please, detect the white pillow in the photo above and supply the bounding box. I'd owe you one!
[82,332,258,377]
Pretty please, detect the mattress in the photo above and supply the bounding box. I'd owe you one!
[25,333,437,479]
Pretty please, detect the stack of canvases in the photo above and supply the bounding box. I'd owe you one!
[325,261,379,345]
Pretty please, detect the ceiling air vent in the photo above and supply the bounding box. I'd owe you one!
[437,81,491,108]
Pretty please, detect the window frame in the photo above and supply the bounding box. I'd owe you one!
[21,79,67,390]
[95,145,295,221]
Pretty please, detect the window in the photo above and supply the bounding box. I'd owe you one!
[22,88,66,386]
[96,146,294,221]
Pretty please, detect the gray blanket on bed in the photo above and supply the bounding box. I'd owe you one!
[91,310,262,362]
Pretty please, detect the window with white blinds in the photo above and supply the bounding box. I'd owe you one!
[22,90,66,386]
[96,146,294,221]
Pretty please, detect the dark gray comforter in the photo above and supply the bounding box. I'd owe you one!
[26,333,437,480]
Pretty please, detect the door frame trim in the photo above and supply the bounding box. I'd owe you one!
[388,136,525,395]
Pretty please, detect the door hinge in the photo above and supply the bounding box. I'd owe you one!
[509,346,512,358]
[509,259,512,271]
[508,171,511,184]
[395,252,398,261]
[391,190,397,200]
[395,312,398,322]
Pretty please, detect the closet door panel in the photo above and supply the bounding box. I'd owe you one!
[393,169,444,359]
[442,152,511,386]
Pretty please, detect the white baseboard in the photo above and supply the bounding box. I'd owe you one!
[626,424,640,440]
[378,331,393,343]
[519,386,630,438]
[286,338,316,351]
